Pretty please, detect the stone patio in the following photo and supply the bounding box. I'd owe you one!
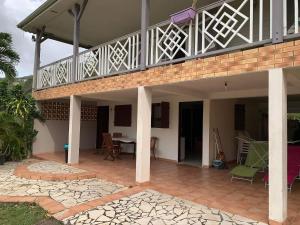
[27,161,86,174]
[0,161,126,208]
[64,190,267,225]
[35,151,300,225]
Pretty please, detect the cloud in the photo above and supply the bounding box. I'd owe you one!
[0,0,73,77]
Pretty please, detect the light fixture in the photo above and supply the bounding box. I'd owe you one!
[224,81,228,91]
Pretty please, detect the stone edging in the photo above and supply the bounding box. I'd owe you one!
[14,164,97,181]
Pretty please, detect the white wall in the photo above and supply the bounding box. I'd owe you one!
[209,99,237,162]
[33,119,97,154]
[102,96,200,161]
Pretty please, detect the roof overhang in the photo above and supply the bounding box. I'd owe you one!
[17,0,204,48]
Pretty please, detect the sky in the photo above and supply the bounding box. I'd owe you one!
[0,0,73,77]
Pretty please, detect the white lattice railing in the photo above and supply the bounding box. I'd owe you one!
[37,0,276,89]
[76,32,141,81]
[37,57,72,88]
[196,0,272,54]
[284,0,300,35]
[146,20,193,65]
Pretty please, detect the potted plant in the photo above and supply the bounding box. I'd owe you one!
[170,0,198,25]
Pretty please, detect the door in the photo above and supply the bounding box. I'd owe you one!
[178,102,203,164]
[96,106,109,148]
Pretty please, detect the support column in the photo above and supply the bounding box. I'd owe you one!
[68,95,82,164]
[136,86,152,183]
[140,0,150,70]
[32,27,46,90]
[268,68,287,224]
[202,99,212,167]
[272,0,283,43]
[71,4,80,83]
[69,0,88,83]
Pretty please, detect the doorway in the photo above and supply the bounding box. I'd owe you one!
[96,106,109,148]
[178,101,203,166]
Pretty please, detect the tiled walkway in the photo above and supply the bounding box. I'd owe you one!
[65,189,266,225]
[35,150,300,224]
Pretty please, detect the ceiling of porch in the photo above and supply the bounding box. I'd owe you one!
[79,69,300,102]
[18,0,217,48]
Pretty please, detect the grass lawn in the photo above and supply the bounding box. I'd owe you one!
[0,203,63,225]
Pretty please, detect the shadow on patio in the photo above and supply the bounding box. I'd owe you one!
[35,150,300,224]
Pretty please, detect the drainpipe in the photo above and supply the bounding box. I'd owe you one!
[69,0,88,83]
[140,0,150,70]
[272,0,283,43]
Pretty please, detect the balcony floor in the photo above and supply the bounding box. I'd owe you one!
[35,150,300,224]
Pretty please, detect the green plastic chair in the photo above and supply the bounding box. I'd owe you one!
[230,141,268,184]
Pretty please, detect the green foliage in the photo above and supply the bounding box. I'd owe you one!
[0,203,63,225]
[0,80,42,160]
[0,33,20,79]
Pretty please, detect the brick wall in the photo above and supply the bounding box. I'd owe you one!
[33,40,300,100]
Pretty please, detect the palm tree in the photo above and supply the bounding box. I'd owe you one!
[0,33,20,79]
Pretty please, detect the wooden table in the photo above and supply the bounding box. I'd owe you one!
[112,137,136,158]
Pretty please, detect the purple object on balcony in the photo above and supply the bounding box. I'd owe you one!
[170,7,197,25]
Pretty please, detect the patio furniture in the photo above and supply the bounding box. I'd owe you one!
[112,136,136,159]
[263,145,300,191]
[113,132,122,138]
[235,134,254,164]
[151,137,158,160]
[230,141,268,184]
[102,133,121,161]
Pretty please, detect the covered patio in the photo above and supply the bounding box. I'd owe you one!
[34,150,300,224]
[32,68,300,224]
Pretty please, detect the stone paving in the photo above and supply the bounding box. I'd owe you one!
[0,162,126,208]
[28,161,86,174]
[65,190,267,225]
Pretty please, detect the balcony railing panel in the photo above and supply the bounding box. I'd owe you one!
[147,21,193,65]
[37,0,275,90]
[38,57,72,89]
[284,0,300,36]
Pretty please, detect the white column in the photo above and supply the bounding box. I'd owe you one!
[68,95,81,164]
[136,86,152,183]
[268,68,287,224]
[202,99,212,167]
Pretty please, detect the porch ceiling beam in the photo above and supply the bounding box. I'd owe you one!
[154,86,207,99]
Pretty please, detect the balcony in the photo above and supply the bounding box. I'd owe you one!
[36,0,300,90]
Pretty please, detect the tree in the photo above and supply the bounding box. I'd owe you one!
[0,33,20,79]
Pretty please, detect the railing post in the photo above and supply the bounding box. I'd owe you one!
[140,0,150,70]
[272,0,284,43]
[69,0,88,83]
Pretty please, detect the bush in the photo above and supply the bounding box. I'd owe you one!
[0,80,42,161]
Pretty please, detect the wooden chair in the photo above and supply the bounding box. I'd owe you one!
[102,133,121,161]
[151,137,158,160]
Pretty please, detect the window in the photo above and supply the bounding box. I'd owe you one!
[151,102,170,128]
[114,105,132,127]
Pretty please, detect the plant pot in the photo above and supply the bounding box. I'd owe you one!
[170,7,197,25]
[0,155,5,165]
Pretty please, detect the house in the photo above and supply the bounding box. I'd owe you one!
[18,0,300,224]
